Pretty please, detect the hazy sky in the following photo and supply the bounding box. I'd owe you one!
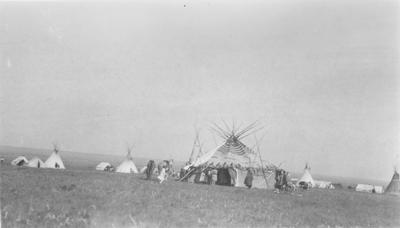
[0,0,399,180]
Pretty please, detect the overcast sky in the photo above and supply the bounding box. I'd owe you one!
[0,0,399,181]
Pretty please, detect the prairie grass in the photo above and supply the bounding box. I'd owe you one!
[1,164,399,228]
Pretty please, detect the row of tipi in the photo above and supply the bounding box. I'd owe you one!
[185,122,400,195]
[95,145,139,174]
[296,163,400,195]
[10,144,139,174]
[11,145,65,169]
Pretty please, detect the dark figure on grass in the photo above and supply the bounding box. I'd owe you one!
[274,169,289,192]
[244,168,254,189]
[146,160,156,180]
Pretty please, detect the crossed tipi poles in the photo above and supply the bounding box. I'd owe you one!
[188,128,204,164]
[209,119,264,143]
[125,143,134,160]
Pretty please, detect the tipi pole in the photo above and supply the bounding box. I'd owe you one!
[254,135,269,189]
[178,167,196,182]
[178,165,210,182]
[188,133,198,163]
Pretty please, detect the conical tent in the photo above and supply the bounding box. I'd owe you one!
[190,121,268,169]
[183,122,275,189]
[26,157,45,168]
[45,145,65,169]
[385,170,400,195]
[192,136,260,169]
[297,163,315,187]
[116,160,138,173]
[116,146,138,174]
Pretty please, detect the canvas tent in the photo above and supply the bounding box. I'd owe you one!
[116,146,139,174]
[355,184,373,193]
[374,186,384,194]
[183,122,276,189]
[26,157,45,168]
[297,163,315,187]
[314,180,334,189]
[45,144,65,169]
[11,156,28,166]
[96,162,114,171]
[385,170,400,195]
[355,184,383,194]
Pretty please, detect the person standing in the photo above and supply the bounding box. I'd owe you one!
[244,168,254,189]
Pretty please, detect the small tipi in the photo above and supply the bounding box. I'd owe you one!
[44,144,65,169]
[385,170,400,195]
[26,157,46,168]
[297,163,315,187]
[116,146,139,174]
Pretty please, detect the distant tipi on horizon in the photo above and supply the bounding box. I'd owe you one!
[116,145,139,174]
[44,143,65,169]
[385,169,400,195]
[297,163,315,187]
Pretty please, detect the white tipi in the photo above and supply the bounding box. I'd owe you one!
[44,144,65,169]
[297,163,315,187]
[116,146,138,174]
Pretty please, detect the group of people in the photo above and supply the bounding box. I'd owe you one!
[274,169,291,192]
[145,159,175,183]
[144,160,299,192]
[178,164,256,189]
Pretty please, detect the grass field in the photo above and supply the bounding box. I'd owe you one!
[1,147,400,227]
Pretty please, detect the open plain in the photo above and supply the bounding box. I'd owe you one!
[1,148,399,228]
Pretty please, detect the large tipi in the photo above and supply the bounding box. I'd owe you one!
[184,121,275,188]
[297,163,315,187]
[116,146,139,174]
[44,144,65,169]
[191,136,259,169]
[385,170,400,195]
